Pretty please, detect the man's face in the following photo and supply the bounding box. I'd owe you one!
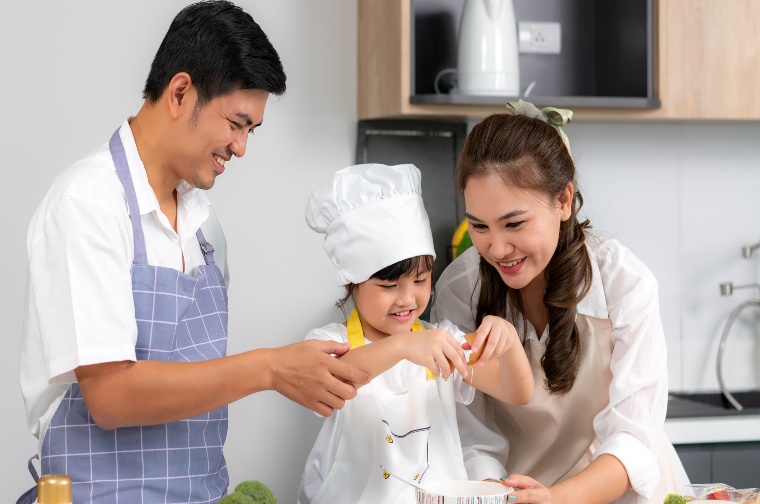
[176,87,269,189]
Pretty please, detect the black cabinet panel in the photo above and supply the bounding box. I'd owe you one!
[675,446,711,485]
[675,442,760,488]
[713,444,760,489]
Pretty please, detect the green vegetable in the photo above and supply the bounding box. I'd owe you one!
[664,493,686,504]
[235,481,277,504]
[219,492,254,504]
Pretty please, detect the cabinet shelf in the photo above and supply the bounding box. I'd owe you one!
[410,94,661,110]
[358,0,760,121]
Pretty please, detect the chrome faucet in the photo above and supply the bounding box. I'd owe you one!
[743,239,760,258]
[717,282,760,410]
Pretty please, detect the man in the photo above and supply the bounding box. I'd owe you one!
[19,2,368,502]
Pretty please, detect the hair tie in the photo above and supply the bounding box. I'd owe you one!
[506,100,576,189]
[505,100,574,158]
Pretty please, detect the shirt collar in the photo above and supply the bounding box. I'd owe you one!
[576,241,609,320]
[117,119,211,237]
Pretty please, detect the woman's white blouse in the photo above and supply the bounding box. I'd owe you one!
[430,236,668,500]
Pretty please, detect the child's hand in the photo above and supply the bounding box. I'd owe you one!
[401,328,468,380]
[466,316,519,366]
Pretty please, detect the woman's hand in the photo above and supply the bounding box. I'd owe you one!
[500,474,555,504]
[468,315,520,365]
[401,328,468,380]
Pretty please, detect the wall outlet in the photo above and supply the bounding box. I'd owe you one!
[518,22,561,54]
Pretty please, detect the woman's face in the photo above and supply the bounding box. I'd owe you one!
[463,173,573,291]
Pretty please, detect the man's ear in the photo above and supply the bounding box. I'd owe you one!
[165,72,196,120]
[558,181,574,222]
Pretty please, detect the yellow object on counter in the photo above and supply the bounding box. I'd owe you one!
[451,219,473,260]
[37,474,72,504]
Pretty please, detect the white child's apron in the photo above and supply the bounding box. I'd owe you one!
[311,310,468,504]
[488,315,680,504]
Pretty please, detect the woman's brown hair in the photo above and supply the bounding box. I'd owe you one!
[457,113,592,395]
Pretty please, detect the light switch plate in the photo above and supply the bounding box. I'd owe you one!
[518,22,561,54]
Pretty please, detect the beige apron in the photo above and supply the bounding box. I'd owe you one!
[490,315,679,504]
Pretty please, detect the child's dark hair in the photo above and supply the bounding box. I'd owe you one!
[337,255,435,317]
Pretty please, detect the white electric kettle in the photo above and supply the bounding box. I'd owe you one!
[457,0,520,96]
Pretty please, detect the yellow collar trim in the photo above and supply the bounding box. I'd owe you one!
[346,308,434,380]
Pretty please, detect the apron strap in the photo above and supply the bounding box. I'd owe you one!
[109,129,149,265]
[28,454,39,483]
[195,228,216,266]
[110,127,217,267]
[346,308,434,380]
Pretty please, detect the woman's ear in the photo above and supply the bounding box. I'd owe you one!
[558,182,574,221]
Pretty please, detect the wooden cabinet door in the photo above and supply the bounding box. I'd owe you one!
[661,0,760,119]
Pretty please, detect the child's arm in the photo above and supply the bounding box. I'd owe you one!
[337,328,468,387]
[463,316,534,405]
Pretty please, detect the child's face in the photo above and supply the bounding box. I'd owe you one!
[352,269,432,336]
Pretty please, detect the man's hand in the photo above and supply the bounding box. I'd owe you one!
[268,340,371,417]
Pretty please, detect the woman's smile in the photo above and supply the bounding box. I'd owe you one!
[496,256,527,274]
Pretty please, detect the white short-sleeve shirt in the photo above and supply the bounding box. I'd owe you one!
[20,120,229,454]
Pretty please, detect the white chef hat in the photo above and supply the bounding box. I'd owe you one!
[305,163,436,286]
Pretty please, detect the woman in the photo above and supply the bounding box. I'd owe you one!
[430,102,687,504]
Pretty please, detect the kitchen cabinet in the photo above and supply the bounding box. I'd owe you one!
[358,0,760,120]
[675,442,760,489]
[667,394,760,488]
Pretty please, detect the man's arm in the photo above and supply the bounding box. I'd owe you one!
[76,339,370,429]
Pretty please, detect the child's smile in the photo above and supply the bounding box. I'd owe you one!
[352,270,432,341]
[389,309,415,322]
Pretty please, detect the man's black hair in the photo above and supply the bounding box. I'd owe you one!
[143,0,286,106]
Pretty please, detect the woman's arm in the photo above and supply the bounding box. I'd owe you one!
[463,316,534,406]
[465,349,533,406]
[504,454,630,504]
[337,328,468,385]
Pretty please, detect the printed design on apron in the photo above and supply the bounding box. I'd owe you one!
[349,308,434,484]
[39,129,230,504]
[381,420,431,483]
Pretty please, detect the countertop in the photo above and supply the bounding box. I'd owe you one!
[665,393,760,445]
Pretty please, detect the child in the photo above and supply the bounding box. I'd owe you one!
[297,164,533,504]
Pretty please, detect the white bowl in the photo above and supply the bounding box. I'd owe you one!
[416,481,514,504]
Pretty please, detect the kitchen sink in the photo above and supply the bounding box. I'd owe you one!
[668,391,760,418]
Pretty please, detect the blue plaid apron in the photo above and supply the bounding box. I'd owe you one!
[39,129,230,503]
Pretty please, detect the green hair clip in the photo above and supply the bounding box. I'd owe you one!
[506,100,574,158]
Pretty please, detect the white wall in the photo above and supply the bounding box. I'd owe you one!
[1,1,356,500]
[3,1,760,502]
[565,122,760,393]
